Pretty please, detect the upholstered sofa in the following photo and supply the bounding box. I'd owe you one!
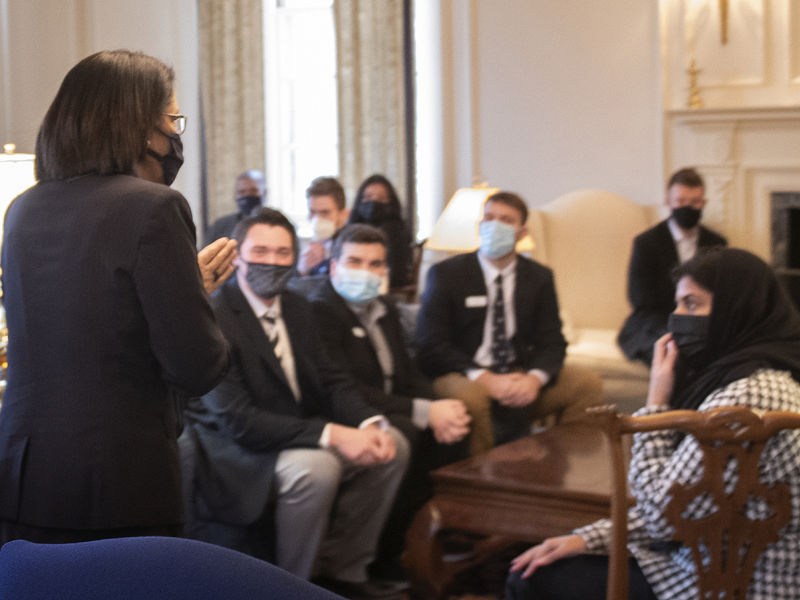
[525,189,656,412]
[414,189,656,413]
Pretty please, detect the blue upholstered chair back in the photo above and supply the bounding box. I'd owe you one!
[0,536,343,600]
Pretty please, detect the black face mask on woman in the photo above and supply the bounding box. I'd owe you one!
[147,130,184,186]
[668,313,711,368]
[358,201,392,223]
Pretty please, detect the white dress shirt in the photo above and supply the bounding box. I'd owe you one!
[466,252,550,385]
[667,217,699,264]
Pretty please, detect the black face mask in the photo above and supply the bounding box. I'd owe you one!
[671,206,702,229]
[358,201,392,223]
[668,313,711,368]
[245,262,294,299]
[236,195,262,217]
[147,130,184,186]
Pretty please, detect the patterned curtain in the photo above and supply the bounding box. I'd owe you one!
[197,0,266,238]
[334,0,410,214]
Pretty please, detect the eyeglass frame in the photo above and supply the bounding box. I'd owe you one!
[164,113,186,136]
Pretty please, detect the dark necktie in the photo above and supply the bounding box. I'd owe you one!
[491,274,511,373]
[262,315,278,347]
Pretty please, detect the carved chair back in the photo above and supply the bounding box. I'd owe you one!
[591,405,800,600]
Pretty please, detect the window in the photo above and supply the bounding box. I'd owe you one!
[263,0,338,229]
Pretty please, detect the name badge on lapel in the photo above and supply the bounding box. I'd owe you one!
[352,326,367,338]
[465,295,488,308]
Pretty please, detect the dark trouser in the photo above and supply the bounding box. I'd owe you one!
[504,554,657,600]
[374,416,469,565]
[0,519,181,548]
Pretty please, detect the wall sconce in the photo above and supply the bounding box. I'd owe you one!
[425,184,535,253]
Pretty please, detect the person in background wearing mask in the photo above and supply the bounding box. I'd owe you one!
[183,208,410,599]
[297,176,349,276]
[309,223,471,580]
[204,169,267,244]
[618,167,727,366]
[416,192,603,456]
[347,174,413,289]
[506,248,800,600]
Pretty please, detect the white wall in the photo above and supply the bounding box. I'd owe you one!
[430,0,663,214]
[0,0,202,224]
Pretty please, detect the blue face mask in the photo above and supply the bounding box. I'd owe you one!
[479,220,517,259]
[332,265,383,303]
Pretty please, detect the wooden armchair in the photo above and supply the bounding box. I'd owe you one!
[591,405,800,600]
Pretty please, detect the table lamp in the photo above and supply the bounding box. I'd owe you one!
[425,184,535,253]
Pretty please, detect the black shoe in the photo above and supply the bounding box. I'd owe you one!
[312,576,408,599]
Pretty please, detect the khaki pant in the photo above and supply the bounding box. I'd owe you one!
[433,364,604,456]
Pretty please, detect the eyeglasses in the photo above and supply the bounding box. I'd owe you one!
[164,113,186,136]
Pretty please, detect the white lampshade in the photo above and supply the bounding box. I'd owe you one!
[425,185,534,252]
[0,144,36,244]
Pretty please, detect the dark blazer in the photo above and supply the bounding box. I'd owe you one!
[185,281,378,525]
[204,212,242,245]
[309,281,434,422]
[0,174,229,530]
[618,219,727,363]
[416,252,567,380]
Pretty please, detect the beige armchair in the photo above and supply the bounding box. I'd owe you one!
[528,190,656,412]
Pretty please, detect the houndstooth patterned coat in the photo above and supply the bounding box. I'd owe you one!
[575,368,800,600]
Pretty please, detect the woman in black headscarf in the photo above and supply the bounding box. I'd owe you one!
[505,248,800,600]
[348,174,412,288]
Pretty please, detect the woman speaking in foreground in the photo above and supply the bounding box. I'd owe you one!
[0,50,229,545]
[506,248,800,599]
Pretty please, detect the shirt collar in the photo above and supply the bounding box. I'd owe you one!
[348,297,386,326]
[477,251,517,281]
[667,217,699,243]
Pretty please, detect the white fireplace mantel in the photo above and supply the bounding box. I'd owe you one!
[665,105,800,261]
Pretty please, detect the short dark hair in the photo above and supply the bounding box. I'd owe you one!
[306,176,346,210]
[36,49,175,180]
[484,191,529,225]
[232,207,299,259]
[330,224,388,260]
[667,168,704,190]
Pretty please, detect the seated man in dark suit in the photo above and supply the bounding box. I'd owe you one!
[184,208,409,598]
[416,191,603,456]
[618,167,727,365]
[204,169,267,244]
[308,223,470,576]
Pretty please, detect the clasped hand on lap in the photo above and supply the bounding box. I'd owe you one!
[328,423,396,466]
[429,399,471,444]
[477,371,543,408]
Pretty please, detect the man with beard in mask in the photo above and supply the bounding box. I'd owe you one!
[184,208,410,599]
[204,169,267,244]
[618,168,727,366]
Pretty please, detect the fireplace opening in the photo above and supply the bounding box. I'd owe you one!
[771,192,800,308]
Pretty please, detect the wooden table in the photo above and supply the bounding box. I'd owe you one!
[403,422,620,598]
